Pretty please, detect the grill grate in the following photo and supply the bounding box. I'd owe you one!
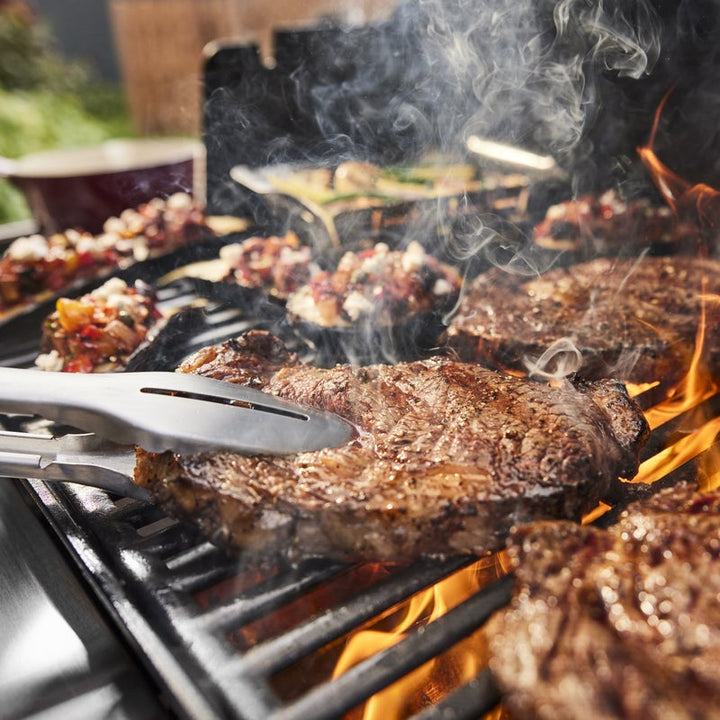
[5,248,720,720]
[23,475,511,720]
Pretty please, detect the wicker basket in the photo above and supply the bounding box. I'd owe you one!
[110,0,398,136]
[110,0,240,136]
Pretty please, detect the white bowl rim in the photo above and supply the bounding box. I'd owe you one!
[11,138,205,178]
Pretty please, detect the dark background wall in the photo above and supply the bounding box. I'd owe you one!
[33,0,119,81]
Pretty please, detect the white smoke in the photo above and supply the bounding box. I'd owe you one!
[405,0,663,157]
[363,0,666,269]
[524,337,584,380]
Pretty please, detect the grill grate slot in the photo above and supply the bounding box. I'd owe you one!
[165,549,242,594]
[190,561,347,633]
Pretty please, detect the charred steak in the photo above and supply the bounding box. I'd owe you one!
[134,331,649,564]
[486,482,720,720]
[446,255,720,385]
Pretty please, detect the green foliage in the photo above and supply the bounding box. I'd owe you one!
[0,175,28,223]
[0,4,88,92]
[0,3,134,224]
[0,87,133,156]
[0,86,134,224]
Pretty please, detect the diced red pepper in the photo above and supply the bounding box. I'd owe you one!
[63,354,95,373]
[80,324,103,340]
[76,251,98,268]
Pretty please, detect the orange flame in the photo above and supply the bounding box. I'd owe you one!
[638,88,720,244]
[627,90,720,488]
[332,555,508,720]
[642,285,717,432]
[632,294,720,489]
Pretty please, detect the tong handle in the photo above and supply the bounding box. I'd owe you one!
[0,366,133,428]
[0,430,148,500]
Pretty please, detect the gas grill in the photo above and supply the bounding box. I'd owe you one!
[3,3,720,718]
[3,269,715,719]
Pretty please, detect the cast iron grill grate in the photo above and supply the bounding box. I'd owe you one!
[23,475,512,720]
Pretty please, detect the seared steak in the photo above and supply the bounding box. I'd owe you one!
[446,255,720,385]
[134,331,648,564]
[486,482,720,720]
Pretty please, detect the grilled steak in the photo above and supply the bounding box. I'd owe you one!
[134,330,649,564]
[486,482,720,720]
[446,255,720,385]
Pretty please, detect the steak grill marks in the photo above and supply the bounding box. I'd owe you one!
[134,331,648,565]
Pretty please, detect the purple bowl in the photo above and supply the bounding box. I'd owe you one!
[3,138,204,235]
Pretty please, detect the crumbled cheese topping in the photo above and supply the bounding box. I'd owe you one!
[35,349,64,372]
[74,235,104,258]
[400,241,427,273]
[343,290,375,321]
[103,216,126,235]
[6,234,49,262]
[120,209,146,235]
[599,189,627,214]
[546,203,566,221]
[433,277,453,296]
[167,192,192,209]
[219,243,244,265]
[96,232,121,250]
[132,241,150,261]
[287,287,333,326]
[279,245,311,264]
[356,242,390,278]
[91,277,129,301]
[92,277,148,317]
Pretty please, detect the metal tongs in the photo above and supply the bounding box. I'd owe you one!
[0,367,354,501]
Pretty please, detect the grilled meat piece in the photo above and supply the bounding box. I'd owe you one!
[486,482,720,720]
[446,255,720,385]
[134,330,649,564]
